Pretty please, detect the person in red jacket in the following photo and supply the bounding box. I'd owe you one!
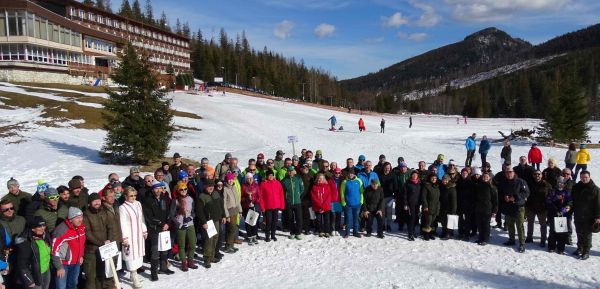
[528,143,543,171]
[241,173,261,245]
[358,118,366,132]
[259,170,285,242]
[52,207,86,289]
[312,174,332,237]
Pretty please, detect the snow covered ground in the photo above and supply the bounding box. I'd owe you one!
[1,83,600,289]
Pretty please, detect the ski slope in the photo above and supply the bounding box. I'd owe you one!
[1,85,600,289]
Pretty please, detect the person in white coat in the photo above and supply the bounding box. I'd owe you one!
[119,186,148,289]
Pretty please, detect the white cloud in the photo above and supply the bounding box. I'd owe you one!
[445,0,570,22]
[412,1,441,27]
[314,23,336,38]
[365,37,385,44]
[381,12,409,28]
[398,31,428,41]
[274,20,295,39]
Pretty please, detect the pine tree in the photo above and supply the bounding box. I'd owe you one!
[101,43,174,164]
[132,0,143,20]
[538,74,590,143]
[159,11,168,30]
[118,0,132,18]
[96,0,106,10]
[104,0,113,12]
[182,22,191,38]
[144,0,154,24]
[83,0,95,6]
[175,18,182,35]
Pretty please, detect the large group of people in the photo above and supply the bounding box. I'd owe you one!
[0,137,599,289]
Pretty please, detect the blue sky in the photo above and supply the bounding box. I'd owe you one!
[136,0,600,80]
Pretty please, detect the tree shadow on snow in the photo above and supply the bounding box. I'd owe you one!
[406,260,598,289]
[44,140,103,163]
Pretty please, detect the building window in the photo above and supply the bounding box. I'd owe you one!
[0,11,6,37]
[78,10,84,19]
[97,15,103,24]
[27,12,34,37]
[52,24,59,43]
[88,12,94,22]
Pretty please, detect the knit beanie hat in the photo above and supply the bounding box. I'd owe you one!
[151,180,162,189]
[176,182,188,191]
[45,187,59,198]
[6,177,19,188]
[245,173,254,179]
[225,172,235,181]
[68,207,83,219]
[37,182,49,194]
[88,193,101,204]
[178,170,189,180]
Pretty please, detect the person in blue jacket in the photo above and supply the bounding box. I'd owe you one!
[340,168,364,238]
[432,154,448,181]
[328,115,337,130]
[479,135,491,167]
[355,155,366,172]
[358,161,380,187]
[465,133,477,167]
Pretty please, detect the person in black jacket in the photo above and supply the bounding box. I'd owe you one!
[14,216,56,289]
[439,175,457,240]
[421,173,441,241]
[473,173,498,246]
[492,163,509,230]
[122,167,145,193]
[378,163,398,232]
[362,179,385,238]
[500,166,530,253]
[142,181,174,280]
[404,171,421,241]
[514,156,534,188]
[456,168,473,241]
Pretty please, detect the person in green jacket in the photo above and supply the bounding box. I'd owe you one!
[34,188,68,232]
[277,158,293,181]
[0,199,26,240]
[571,171,600,260]
[281,166,305,240]
[196,180,227,268]
[2,178,32,217]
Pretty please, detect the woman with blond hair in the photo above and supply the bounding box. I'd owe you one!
[542,158,562,189]
[119,186,147,289]
[169,182,197,271]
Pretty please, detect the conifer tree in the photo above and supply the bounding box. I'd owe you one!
[144,0,154,24]
[132,0,143,20]
[118,0,132,18]
[83,0,95,6]
[101,43,174,164]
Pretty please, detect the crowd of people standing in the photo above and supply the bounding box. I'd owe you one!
[0,139,598,289]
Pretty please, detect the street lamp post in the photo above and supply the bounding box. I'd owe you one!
[220,66,226,84]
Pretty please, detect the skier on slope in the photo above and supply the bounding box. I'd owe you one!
[328,115,337,131]
[358,118,366,132]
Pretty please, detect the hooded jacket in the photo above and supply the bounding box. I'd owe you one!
[259,179,285,211]
[51,219,86,267]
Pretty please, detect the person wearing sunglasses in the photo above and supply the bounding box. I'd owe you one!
[169,182,197,271]
[1,178,32,217]
[119,186,148,288]
[0,199,26,240]
[34,188,68,232]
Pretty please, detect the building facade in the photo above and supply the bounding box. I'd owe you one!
[0,0,191,85]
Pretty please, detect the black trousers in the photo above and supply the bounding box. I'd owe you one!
[282,207,290,230]
[264,209,279,238]
[316,211,331,234]
[476,212,491,242]
[366,211,384,235]
[406,205,420,236]
[465,150,475,167]
[286,204,303,235]
[548,217,568,252]
[458,211,471,236]
[480,153,487,167]
[242,208,260,237]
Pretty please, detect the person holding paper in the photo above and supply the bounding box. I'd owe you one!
[241,173,261,245]
[546,178,572,254]
[142,181,174,281]
[196,179,226,268]
[281,166,304,240]
[439,175,457,240]
[311,174,332,238]
[119,186,148,288]
[473,172,498,246]
[83,193,116,289]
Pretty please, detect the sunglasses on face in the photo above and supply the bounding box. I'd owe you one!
[48,196,60,201]
[179,188,188,192]
[1,207,14,213]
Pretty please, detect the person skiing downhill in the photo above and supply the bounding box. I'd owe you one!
[328,115,337,131]
[358,118,366,132]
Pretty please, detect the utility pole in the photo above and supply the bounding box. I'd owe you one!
[300,82,306,101]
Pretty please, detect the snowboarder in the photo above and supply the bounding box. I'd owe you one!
[358,118,366,132]
[328,115,337,131]
[409,116,413,128]
[380,119,385,133]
